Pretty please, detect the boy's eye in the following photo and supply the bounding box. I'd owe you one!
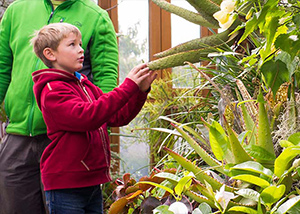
[70,43,75,46]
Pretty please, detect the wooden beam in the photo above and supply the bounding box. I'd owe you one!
[99,0,120,173]
[149,0,171,79]
[99,0,118,33]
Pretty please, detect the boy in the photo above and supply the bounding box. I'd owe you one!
[31,23,157,213]
[0,1,118,212]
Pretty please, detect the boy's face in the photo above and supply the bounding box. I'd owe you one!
[51,32,84,74]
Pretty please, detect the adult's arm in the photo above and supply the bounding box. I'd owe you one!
[89,10,119,94]
[0,6,13,103]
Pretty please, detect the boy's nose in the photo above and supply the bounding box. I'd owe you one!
[79,46,84,53]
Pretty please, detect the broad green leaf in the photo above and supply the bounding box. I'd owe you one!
[260,185,286,208]
[154,172,180,182]
[235,188,260,202]
[288,132,300,145]
[260,16,279,60]
[260,60,290,99]
[279,140,295,148]
[231,174,270,188]
[228,206,258,214]
[275,34,300,59]
[274,146,300,177]
[197,202,212,214]
[230,161,273,179]
[209,120,230,161]
[245,145,276,161]
[192,208,202,214]
[153,205,174,214]
[287,201,300,214]
[174,173,194,198]
[275,51,297,78]
[275,196,300,214]
[292,14,300,27]
[238,15,258,44]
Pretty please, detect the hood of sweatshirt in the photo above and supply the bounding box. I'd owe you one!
[32,68,87,110]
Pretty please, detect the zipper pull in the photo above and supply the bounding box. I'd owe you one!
[47,11,54,24]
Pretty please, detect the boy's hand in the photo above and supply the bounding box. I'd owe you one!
[126,63,157,92]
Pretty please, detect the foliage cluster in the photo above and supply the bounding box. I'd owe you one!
[109,0,300,213]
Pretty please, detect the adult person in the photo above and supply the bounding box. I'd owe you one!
[0,0,119,213]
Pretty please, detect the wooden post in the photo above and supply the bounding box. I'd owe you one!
[148,0,171,166]
[149,0,171,79]
[99,0,120,174]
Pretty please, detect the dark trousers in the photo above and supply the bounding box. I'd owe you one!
[0,134,51,214]
[46,185,103,214]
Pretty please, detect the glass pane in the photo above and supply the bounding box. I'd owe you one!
[118,0,149,180]
[118,0,149,83]
[171,0,201,88]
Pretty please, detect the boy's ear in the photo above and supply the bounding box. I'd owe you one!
[43,48,56,62]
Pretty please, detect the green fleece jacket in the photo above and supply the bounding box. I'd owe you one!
[0,0,119,136]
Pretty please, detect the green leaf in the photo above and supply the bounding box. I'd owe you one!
[231,174,270,188]
[154,172,180,182]
[292,14,300,27]
[228,206,258,214]
[138,181,175,197]
[279,140,295,148]
[275,34,300,59]
[235,188,260,202]
[153,205,174,214]
[275,51,297,78]
[185,190,216,209]
[197,202,212,214]
[288,132,300,145]
[223,118,253,164]
[209,120,230,161]
[238,15,258,44]
[245,145,276,162]
[256,92,276,161]
[260,16,279,60]
[275,196,300,214]
[174,173,194,198]
[230,161,273,179]
[260,185,286,208]
[274,146,300,177]
[261,59,290,99]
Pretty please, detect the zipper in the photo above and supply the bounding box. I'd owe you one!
[47,11,54,24]
[77,81,110,168]
[77,82,93,103]
[28,1,56,136]
[28,60,42,136]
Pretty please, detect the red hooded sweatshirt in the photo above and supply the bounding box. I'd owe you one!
[32,68,149,191]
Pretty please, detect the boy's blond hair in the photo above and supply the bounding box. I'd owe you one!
[31,23,81,68]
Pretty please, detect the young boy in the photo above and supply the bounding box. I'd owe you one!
[31,23,157,213]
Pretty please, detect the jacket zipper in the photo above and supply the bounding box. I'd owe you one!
[28,1,63,136]
[76,81,110,169]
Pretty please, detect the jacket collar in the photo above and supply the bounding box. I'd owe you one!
[45,0,76,10]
